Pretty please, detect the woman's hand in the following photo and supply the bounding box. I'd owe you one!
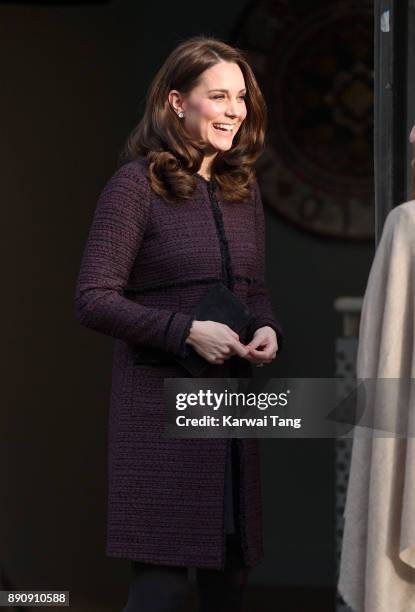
[245,326,278,365]
[185,320,250,365]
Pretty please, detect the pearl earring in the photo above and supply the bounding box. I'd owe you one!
[177,111,185,118]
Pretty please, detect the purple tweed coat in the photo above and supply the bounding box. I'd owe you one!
[74,156,283,570]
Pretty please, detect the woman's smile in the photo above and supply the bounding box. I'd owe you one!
[169,60,247,163]
[211,122,237,134]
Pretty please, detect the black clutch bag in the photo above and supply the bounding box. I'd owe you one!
[130,282,255,376]
[175,282,256,376]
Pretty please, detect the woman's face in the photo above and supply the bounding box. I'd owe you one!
[171,61,247,155]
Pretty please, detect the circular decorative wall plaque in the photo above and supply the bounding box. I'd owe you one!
[233,0,374,239]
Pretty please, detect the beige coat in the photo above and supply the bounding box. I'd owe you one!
[338,201,415,611]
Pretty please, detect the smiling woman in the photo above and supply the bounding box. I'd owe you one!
[168,61,248,171]
[118,35,267,203]
[75,34,283,612]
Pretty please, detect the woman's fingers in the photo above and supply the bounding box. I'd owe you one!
[231,340,250,359]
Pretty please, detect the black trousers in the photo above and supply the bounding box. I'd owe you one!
[122,533,249,612]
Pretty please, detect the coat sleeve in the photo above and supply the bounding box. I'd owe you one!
[246,179,284,352]
[74,162,194,357]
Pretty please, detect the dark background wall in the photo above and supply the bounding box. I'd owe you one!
[0,0,373,607]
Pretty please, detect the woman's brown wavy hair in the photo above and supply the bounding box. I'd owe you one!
[117,35,267,203]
